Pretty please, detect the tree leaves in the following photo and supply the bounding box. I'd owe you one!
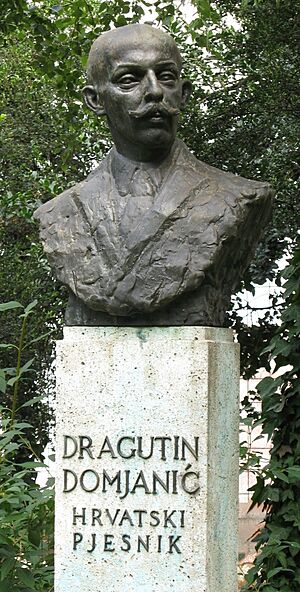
[242,246,300,590]
[17,567,35,589]
[0,403,54,590]
[1,4,299,588]
[0,301,23,312]
[0,558,16,581]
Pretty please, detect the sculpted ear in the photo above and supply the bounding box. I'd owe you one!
[82,85,106,116]
[180,79,193,111]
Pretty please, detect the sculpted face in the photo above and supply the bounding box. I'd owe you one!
[83,25,192,161]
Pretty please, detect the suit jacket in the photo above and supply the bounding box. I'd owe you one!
[34,140,273,326]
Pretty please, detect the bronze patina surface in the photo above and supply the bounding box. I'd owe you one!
[34,24,273,326]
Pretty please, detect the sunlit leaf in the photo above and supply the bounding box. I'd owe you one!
[0,301,23,312]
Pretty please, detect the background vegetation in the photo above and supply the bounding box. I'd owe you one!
[241,246,300,591]
[0,0,299,589]
[0,301,54,591]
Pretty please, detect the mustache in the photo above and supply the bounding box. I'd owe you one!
[129,101,180,119]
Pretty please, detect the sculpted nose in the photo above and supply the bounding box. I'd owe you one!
[144,71,163,102]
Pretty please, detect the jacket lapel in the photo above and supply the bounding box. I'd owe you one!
[75,144,209,278]
[74,157,127,286]
[124,151,208,267]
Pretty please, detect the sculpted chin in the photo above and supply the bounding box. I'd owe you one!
[34,24,273,326]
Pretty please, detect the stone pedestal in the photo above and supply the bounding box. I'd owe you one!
[55,326,239,592]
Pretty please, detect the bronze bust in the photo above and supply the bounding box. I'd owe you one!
[34,24,273,326]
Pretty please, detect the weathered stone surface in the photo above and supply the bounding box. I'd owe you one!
[55,326,239,592]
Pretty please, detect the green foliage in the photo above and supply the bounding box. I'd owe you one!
[0,0,221,451]
[0,38,66,457]
[197,0,300,378]
[0,223,60,461]
[242,244,300,591]
[0,2,299,587]
[1,0,299,391]
[0,301,54,591]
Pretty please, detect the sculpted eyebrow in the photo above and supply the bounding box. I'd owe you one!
[111,64,145,79]
[111,61,179,80]
[155,61,179,70]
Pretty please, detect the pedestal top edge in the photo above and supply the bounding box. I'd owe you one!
[60,326,234,343]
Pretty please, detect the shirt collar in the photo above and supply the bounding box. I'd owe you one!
[109,140,181,196]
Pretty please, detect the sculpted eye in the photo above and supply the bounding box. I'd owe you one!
[158,71,177,83]
[118,75,139,87]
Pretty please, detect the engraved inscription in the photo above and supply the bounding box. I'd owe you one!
[61,433,199,556]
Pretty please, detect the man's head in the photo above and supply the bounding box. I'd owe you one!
[83,24,192,162]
